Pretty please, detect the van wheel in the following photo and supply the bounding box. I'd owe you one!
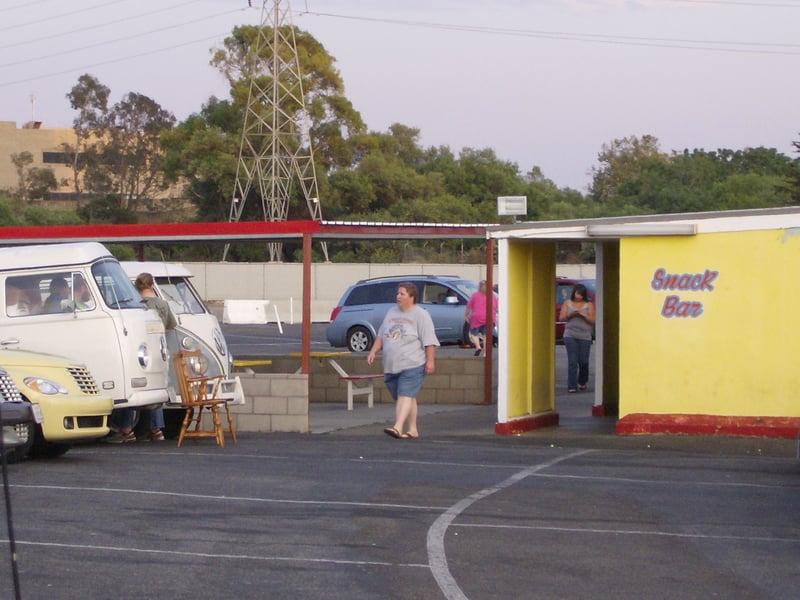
[347,326,373,352]
[28,425,70,459]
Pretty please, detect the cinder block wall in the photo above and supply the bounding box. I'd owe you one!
[225,372,309,433]
[189,262,596,323]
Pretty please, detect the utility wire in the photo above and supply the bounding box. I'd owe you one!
[0,33,228,88]
[0,7,245,69]
[298,10,800,56]
[0,0,131,33]
[0,0,199,50]
[662,0,800,7]
[0,0,51,14]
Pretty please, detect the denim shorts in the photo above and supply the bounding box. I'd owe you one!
[469,325,486,336]
[384,364,426,400]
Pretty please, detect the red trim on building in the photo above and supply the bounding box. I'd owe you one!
[495,411,559,435]
[616,414,800,439]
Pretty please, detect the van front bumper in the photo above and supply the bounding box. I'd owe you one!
[114,387,171,408]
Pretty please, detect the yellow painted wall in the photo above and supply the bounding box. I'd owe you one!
[619,229,800,418]
[505,241,534,418]
[504,241,555,419]
[530,244,556,414]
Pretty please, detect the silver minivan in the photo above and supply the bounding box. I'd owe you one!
[326,275,484,352]
[0,242,170,410]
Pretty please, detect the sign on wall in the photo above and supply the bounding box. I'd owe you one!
[651,267,718,318]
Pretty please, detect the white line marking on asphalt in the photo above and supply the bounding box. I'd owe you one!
[0,540,429,569]
[453,523,800,543]
[426,449,593,600]
[533,472,796,490]
[11,484,448,511]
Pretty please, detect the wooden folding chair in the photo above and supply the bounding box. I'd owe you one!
[173,349,237,448]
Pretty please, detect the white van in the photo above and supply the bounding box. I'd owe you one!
[121,261,244,412]
[0,243,170,410]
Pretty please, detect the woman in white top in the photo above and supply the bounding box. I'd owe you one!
[368,282,439,440]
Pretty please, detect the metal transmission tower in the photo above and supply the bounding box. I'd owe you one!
[225,0,327,261]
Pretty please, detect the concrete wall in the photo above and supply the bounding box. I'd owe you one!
[260,355,494,405]
[184,261,596,322]
[225,372,309,433]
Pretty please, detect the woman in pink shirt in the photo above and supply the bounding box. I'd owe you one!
[464,280,497,357]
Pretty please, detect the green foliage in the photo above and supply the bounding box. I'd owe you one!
[211,25,365,170]
[76,195,138,224]
[0,196,20,226]
[26,168,58,200]
[161,99,240,222]
[22,205,82,225]
[105,244,137,261]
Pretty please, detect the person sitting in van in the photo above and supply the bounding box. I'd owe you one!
[74,275,95,311]
[5,283,29,316]
[43,276,70,313]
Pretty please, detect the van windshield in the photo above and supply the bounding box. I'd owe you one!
[91,260,144,310]
[156,278,206,315]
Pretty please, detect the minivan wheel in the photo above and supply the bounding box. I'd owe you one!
[347,326,373,353]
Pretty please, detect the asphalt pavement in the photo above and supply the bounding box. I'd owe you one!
[2,378,798,600]
[1,316,798,599]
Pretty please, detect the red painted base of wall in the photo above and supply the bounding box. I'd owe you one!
[496,412,559,435]
[616,414,800,439]
[591,405,605,417]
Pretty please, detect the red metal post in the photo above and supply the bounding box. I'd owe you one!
[301,232,311,376]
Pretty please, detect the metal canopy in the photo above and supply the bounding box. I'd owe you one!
[0,220,491,245]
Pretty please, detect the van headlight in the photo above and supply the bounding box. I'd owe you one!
[138,344,150,368]
[180,335,195,350]
[24,377,68,395]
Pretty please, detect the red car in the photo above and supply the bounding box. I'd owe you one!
[555,277,596,341]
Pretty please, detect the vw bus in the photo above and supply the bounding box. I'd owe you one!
[121,261,243,414]
[0,243,170,411]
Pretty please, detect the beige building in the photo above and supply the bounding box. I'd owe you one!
[0,120,189,217]
[0,120,78,201]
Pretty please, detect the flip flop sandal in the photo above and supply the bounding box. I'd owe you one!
[383,427,402,439]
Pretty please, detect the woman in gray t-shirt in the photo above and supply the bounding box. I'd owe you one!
[559,283,595,393]
[368,282,439,439]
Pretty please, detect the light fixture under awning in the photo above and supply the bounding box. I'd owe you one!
[586,223,697,237]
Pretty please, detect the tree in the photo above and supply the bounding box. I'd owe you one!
[794,133,800,202]
[9,151,57,208]
[10,151,34,208]
[161,98,242,221]
[96,93,176,211]
[65,74,110,207]
[590,134,666,207]
[211,24,365,170]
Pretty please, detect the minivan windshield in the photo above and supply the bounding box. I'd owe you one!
[91,260,144,309]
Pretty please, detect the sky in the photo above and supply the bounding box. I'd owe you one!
[1,0,799,193]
